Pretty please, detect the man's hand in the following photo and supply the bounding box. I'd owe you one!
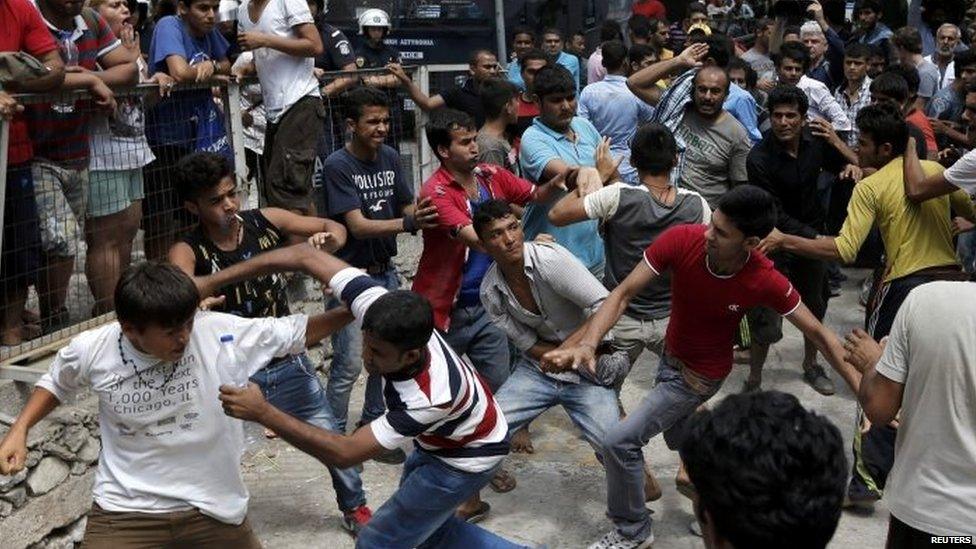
[150,71,176,98]
[953,216,975,235]
[677,42,710,69]
[412,196,439,230]
[806,0,828,28]
[928,117,956,135]
[843,328,884,373]
[534,233,555,244]
[840,163,863,182]
[193,60,215,82]
[809,117,842,147]
[199,295,226,311]
[308,232,343,252]
[757,78,776,92]
[385,63,410,84]
[89,79,117,112]
[541,344,596,375]
[594,136,623,184]
[238,31,269,52]
[219,383,270,422]
[0,91,24,119]
[0,430,28,475]
[576,166,605,197]
[758,227,786,255]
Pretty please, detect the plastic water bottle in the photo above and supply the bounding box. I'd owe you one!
[216,335,261,450]
[216,334,249,387]
[54,33,79,113]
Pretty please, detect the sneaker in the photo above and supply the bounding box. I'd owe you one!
[803,364,836,396]
[587,530,654,549]
[688,519,703,537]
[341,505,373,536]
[828,280,842,298]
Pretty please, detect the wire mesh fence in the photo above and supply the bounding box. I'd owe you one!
[0,65,426,368]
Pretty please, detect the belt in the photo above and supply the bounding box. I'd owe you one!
[364,262,391,275]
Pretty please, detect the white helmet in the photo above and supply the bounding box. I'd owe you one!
[358,8,391,35]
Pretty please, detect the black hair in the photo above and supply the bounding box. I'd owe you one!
[519,47,550,68]
[966,81,976,95]
[511,25,535,42]
[869,71,910,103]
[867,43,886,59]
[727,57,757,88]
[468,49,496,66]
[425,108,476,161]
[601,40,628,73]
[856,102,908,156]
[893,26,923,55]
[628,44,658,66]
[479,78,519,120]
[630,122,677,176]
[767,84,810,116]
[882,64,919,95]
[693,65,731,94]
[648,18,666,34]
[688,1,707,16]
[115,262,200,330]
[954,49,976,79]
[687,28,709,41]
[628,14,652,40]
[844,42,872,59]
[362,290,434,353]
[532,64,576,101]
[680,391,847,549]
[341,86,390,121]
[776,41,811,71]
[472,199,516,239]
[856,0,883,13]
[686,33,731,69]
[175,152,232,203]
[599,20,623,42]
[716,185,777,238]
[542,27,562,40]
[783,25,802,38]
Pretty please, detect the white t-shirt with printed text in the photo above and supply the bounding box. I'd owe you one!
[35,311,307,524]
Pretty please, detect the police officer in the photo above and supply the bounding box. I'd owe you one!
[354,8,403,150]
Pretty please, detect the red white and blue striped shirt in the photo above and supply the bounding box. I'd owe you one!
[331,268,509,473]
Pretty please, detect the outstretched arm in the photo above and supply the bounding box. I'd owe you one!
[903,136,959,202]
[786,304,861,393]
[220,384,384,468]
[195,243,351,298]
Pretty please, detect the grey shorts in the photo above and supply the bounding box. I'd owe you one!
[32,159,88,257]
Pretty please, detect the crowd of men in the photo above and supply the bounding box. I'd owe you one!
[1,0,976,547]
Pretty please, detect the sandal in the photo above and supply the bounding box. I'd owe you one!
[489,468,517,493]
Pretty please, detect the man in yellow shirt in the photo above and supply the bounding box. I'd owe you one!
[761,101,975,511]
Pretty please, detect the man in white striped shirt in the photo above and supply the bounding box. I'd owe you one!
[213,244,522,547]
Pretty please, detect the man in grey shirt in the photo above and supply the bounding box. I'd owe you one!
[457,197,644,519]
[893,26,941,111]
[550,123,710,370]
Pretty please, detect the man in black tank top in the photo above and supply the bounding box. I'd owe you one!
[167,152,376,535]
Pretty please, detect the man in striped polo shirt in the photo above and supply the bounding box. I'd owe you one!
[212,244,523,547]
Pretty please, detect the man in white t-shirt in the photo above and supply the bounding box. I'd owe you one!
[843,281,976,544]
[211,244,523,547]
[0,262,349,547]
[234,0,324,214]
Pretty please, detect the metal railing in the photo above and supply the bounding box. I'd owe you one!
[0,65,444,382]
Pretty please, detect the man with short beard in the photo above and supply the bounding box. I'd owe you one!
[923,23,963,90]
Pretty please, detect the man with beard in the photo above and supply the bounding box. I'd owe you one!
[923,23,963,90]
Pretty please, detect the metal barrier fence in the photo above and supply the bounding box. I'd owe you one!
[0,65,429,378]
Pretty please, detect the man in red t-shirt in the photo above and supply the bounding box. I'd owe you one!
[0,0,65,346]
[544,185,861,549]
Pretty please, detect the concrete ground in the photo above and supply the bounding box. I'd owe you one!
[242,266,891,549]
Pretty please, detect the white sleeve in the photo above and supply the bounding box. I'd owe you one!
[874,294,912,385]
[223,314,309,376]
[583,182,624,221]
[329,267,389,327]
[35,333,96,403]
[943,149,976,196]
[283,0,314,27]
[815,85,853,131]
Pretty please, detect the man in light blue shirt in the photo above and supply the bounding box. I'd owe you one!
[519,65,604,276]
[578,40,655,184]
[506,25,536,91]
[542,28,582,93]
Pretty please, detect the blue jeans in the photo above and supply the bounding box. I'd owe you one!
[250,353,366,512]
[957,230,976,273]
[325,267,399,432]
[357,451,525,548]
[442,303,511,392]
[496,358,619,452]
[602,352,724,541]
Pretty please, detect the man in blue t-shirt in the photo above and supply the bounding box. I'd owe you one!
[519,65,606,277]
[143,0,230,260]
[321,87,437,461]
